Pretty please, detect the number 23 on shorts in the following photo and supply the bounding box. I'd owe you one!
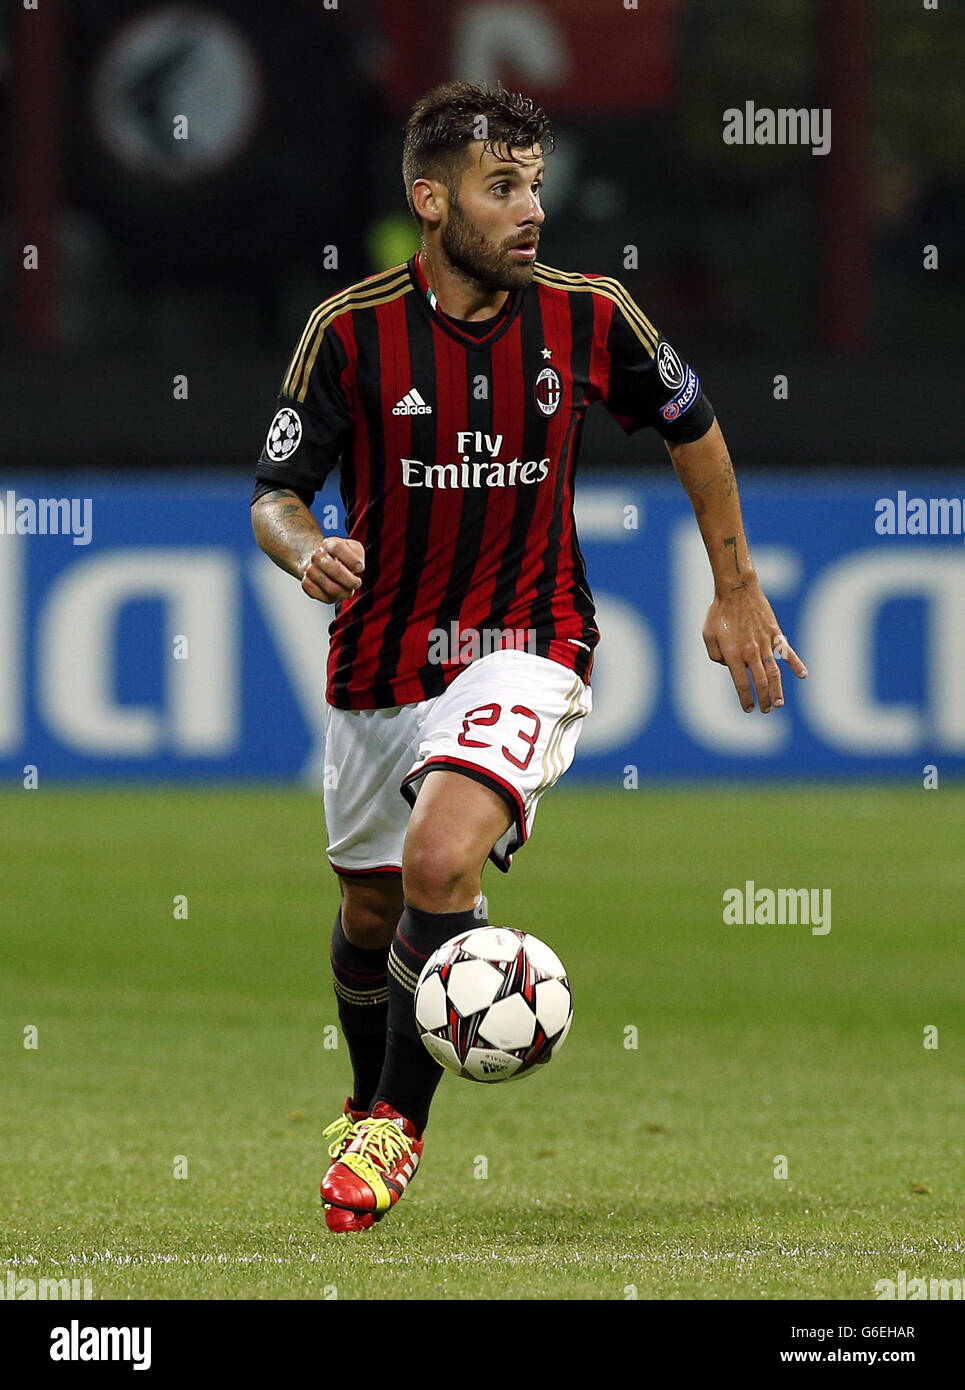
[457,703,541,771]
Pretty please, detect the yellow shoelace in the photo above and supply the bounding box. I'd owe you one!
[322,1113,359,1160]
[350,1118,412,1171]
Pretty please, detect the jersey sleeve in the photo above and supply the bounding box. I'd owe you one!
[597,283,715,444]
[253,309,354,501]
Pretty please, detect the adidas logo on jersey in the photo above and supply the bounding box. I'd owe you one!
[392,388,433,416]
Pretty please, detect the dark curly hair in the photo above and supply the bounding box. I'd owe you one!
[402,81,554,224]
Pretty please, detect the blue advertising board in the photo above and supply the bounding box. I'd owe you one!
[0,474,962,783]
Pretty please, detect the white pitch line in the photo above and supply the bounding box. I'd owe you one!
[8,1251,946,1270]
[5,1241,960,1271]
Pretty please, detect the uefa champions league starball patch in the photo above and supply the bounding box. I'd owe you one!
[265,407,302,462]
[656,340,686,391]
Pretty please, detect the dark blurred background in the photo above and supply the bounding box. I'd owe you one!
[3,0,962,472]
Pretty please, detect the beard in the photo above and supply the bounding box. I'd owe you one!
[439,195,537,294]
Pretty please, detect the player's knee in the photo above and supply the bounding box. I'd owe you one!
[341,904,400,949]
[402,834,478,909]
[340,880,403,948]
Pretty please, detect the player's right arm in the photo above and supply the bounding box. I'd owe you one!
[251,301,360,602]
[251,488,364,603]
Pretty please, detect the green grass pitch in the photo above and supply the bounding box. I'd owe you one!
[0,784,961,1301]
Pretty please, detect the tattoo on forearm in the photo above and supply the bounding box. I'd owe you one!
[253,488,324,576]
[672,446,737,511]
[723,535,741,575]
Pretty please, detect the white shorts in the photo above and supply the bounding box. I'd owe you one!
[323,649,592,876]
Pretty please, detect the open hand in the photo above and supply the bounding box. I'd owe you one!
[703,580,807,712]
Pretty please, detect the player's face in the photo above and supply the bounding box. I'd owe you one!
[441,143,545,292]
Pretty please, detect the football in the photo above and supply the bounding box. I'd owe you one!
[414,926,573,1082]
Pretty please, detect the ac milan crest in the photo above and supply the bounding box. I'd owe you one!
[535,366,562,418]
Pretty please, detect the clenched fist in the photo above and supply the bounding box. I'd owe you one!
[300,537,365,603]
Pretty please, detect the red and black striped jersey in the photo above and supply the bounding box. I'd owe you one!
[253,251,715,710]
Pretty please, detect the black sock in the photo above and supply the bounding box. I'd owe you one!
[372,899,489,1135]
[330,907,390,1112]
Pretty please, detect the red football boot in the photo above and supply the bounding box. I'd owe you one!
[325,1204,374,1233]
[321,1102,424,1219]
[321,1099,373,1233]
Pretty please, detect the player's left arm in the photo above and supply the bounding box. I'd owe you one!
[666,419,808,713]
